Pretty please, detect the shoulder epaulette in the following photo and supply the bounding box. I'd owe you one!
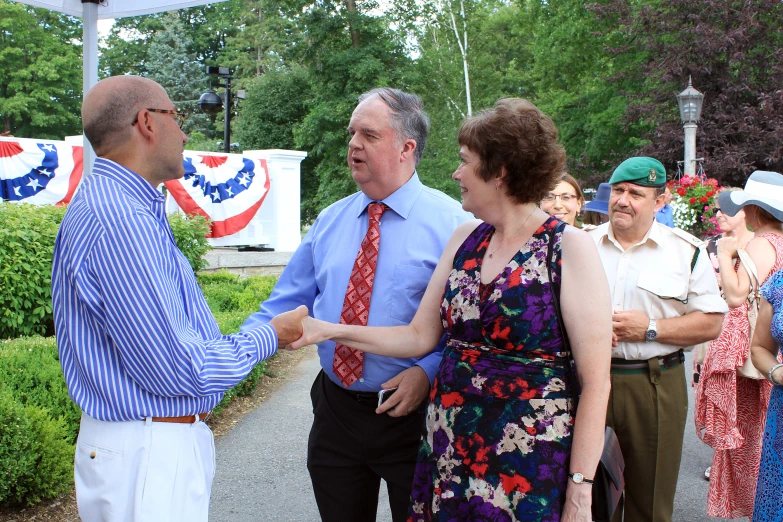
[671,227,705,249]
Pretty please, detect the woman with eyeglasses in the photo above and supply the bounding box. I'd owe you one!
[695,177,783,519]
[539,173,584,227]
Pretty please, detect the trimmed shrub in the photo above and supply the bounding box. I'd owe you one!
[167,212,212,272]
[0,204,66,339]
[0,389,74,505]
[0,337,81,443]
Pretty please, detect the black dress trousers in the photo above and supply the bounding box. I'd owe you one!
[307,370,426,522]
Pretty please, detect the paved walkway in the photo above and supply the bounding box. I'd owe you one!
[210,349,734,521]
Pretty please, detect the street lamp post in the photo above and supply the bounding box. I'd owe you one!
[676,76,704,176]
[199,66,234,154]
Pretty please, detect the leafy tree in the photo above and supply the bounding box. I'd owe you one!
[233,65,319,221]
[595,0,783,186]
[0,0,82,138]
[292,0,415,210]
[519,0,645,183]
[144,12,211,136]
[99,0,241,78]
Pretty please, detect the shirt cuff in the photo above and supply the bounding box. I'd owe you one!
[243,323,279,361]
[685,294,730,315]
[416,352,444,385]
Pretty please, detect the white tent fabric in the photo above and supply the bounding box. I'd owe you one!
[11,0,225,19]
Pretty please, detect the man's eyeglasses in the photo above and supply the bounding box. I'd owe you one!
[714,208,723,215]
[542,193,577,203]
[132,108,186,129]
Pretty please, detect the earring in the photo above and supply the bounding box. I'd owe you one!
[496,182,500,191]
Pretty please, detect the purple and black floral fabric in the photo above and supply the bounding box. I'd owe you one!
[408,217,575,522]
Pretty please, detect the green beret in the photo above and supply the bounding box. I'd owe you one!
[609,157,666,187]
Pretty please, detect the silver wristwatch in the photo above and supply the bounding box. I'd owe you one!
[645,318,658,343]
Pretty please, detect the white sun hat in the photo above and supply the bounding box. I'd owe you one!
[718,171,783,222]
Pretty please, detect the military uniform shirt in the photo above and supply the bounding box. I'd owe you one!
[589,220,728,360]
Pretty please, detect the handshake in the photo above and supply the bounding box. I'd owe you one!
[268,307,329,351]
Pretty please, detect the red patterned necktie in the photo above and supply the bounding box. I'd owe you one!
[333,202,388,387]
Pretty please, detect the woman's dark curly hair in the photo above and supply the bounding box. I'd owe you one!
[458,98,566,204]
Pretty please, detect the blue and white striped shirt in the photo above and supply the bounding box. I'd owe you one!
[52,159,277,422]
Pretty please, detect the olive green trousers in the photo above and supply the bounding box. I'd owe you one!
[607,359,688,522]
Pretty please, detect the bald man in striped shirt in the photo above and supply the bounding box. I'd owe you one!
[51,75,307,521]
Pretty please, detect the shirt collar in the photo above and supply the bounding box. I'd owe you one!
[601,218,662,251]
[92,158,165,210]
[355,172,424,219]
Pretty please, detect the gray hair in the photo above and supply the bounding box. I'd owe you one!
[358,88,430,166]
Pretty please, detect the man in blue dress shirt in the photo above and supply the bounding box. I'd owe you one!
[655,185,675,227]
[51,75,306,521]
[242,88,469,521]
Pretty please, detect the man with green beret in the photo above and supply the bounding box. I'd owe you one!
[589,157,727,521]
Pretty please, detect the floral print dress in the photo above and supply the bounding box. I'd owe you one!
[408,218,574,522]
[753,270,783,522]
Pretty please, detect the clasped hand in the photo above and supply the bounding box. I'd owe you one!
[269,305,309,348]
[717,235,740,259]
[286,316,330,351]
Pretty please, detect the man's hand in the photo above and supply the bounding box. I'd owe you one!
[376,365,430,417]
[612,310,649,344]
[288,316,330,350]
[269,305,308,348]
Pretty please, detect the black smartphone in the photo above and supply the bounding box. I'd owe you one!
[377,387,399,408]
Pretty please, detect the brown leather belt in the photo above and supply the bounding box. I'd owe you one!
[150,412,211,424]
[611,349,685,370]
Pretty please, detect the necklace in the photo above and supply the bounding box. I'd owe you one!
[488,207,538,259]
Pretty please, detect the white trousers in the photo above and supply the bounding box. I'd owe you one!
[75,413,215,522]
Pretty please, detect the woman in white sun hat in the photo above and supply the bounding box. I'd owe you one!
[695,170,783,519]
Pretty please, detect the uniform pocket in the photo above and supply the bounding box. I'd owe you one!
[636,272,687,301]
[389,264,433,323]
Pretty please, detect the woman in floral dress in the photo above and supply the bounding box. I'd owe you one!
[292,99,612,521]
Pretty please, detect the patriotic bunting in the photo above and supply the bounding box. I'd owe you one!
[0,138,83,206]
[164,152,271,238]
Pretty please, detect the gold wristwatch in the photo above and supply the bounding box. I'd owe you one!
[568,472,594,484]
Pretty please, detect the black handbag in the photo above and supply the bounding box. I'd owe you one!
[546,226,625,522]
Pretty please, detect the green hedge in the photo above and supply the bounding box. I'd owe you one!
[0,271,279,506]
[0,204,211,340]
[0,204,66,339]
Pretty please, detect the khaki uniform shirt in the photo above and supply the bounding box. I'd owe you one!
[589,221,728,360]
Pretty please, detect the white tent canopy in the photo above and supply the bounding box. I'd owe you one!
[11,0,226,173]
[12,0,224,19]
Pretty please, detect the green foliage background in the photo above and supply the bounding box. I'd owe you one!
[3,0,782,211]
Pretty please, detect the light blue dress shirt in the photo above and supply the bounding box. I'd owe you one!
[242,173,470,391]
[52,159,278,421]
[656,204,674,227]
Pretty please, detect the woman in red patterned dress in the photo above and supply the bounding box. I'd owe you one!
[695,175,783,518]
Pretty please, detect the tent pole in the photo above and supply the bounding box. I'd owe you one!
[82,0,99,176]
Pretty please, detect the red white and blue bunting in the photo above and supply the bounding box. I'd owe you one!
[164,153,270,238]
[0,138,83,205]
